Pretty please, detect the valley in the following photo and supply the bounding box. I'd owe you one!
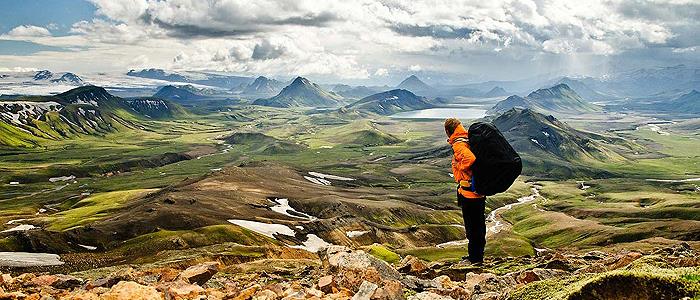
[0,68,698,299]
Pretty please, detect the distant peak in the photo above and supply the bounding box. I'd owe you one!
[290,76,310,85]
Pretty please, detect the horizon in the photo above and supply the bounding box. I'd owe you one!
[1,0,699,86]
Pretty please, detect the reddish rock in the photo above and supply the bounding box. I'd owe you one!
[30,275,58,287]
[318,275,335,294]
[251,289,277,300]
[396,256,428,275]
[101,281,163,300]
[233,284,260,300]
[515,268,568,285]
[177,262,219,285]
[608,252,643,270]
[370,280,403,300]
[67,290,100,300]
[161,280,206,300]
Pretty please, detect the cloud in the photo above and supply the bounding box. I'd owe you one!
[251,38,290,60]
[5,25,51,38]
[3,0,697,81]
[374,68,388,76]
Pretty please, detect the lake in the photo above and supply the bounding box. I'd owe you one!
[391,107,487,120]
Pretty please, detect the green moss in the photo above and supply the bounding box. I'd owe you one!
[366,244,401,264]
[46,189,156,231]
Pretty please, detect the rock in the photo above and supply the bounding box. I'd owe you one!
[464,272,514,294]
[371,280,403,300]
[68,290,100,300]
[0,291,28,299]
[325,248,402,291]
[101,281,163,300]
[607,252,642,270]
[582,251,607,260]
[160,281,206,300]
[0,274,11,286]
[396,256,428,275]
[472,292,499,300]
[86,277,122,290]
[177,262,219,285]
[252,289,277,300]
[318,275,335,294]
[30,275,57,287]
[52,275,83,289]
[29,274,81,289]
[431,276,455,290]
[514,268,568,284]
[352,281,378,300]
[407,292,453,300]
[538,259,572,271]
[233,284,260,300]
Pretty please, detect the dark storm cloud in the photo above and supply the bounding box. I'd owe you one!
[268,12,339,27]
[390,24,474,39]
[615,0,700,21]
[251,39,287,60]
[139,10,338,38]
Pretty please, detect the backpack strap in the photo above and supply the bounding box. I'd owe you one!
[453,137,469,144]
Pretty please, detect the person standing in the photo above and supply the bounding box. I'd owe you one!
[445,118,486,264]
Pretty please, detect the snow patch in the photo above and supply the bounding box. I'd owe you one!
[0,252,64,267]
[2,224,37,233]
[308,172,355,181]
[346,231,369,238]
[49,175,75,183]
[269,198,317,221]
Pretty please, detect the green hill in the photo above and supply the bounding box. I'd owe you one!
[252,77,344,108]
[344,89,433,115]
[488,84,601,115]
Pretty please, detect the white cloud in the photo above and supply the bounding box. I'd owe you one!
[1,0,696,80]
[5,25,51,37]
[374,68,388,76]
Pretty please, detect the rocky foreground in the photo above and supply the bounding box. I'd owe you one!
[0,243,698,300]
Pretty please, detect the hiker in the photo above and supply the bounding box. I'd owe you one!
[445,118,486,264]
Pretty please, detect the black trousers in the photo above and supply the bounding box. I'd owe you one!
[458,192,486,263]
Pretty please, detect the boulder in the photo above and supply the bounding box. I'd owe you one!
[318,275,335,294]
[407,292,453,300]
[68,290,101,300]
[30,274,82,289]
[514,268,568,284]
[177,262,219,285]
[252,289,277,300]
[160,280,206,300]
[324,248,402,291]
[371,280,403,300]
[101,281,163,300]
[352,281,378,300]
[233,284,260,300]
[396,256,428,275]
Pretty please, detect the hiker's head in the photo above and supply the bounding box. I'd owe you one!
[444,118,461,137]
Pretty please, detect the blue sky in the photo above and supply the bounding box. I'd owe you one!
[0,0,96,36]
[0,0,698,84]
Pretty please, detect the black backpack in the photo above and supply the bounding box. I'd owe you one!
[467,122,522,196]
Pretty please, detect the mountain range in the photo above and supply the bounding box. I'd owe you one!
[0,86,186,147]
[488,84,600,115]
[241,76,285,96]
[252,77,344,108]
[344,89,433,115]
[32,70,85,86]
[127,68,253,89]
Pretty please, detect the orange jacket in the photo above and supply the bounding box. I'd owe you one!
[449,124,482,199]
